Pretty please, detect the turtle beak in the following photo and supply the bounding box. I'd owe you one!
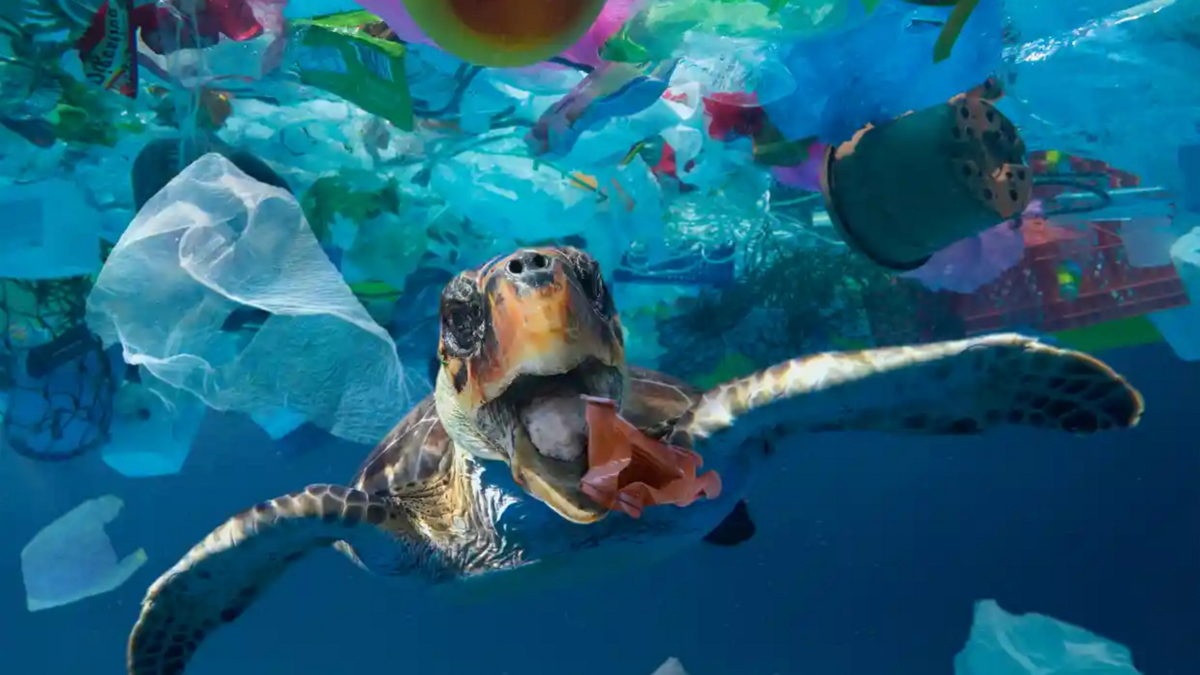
[512,422,609,524]
[467,249,623,524]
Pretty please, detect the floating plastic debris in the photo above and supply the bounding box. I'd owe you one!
[102,374,207,478]
[21,495,147,612]
[649,656,689,675]
[86,153,408,445]
[1150,226,1200,361]
[955,600,1143,674]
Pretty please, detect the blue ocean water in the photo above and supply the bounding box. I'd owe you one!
[1,342,1197,673]
[2,0,1199,673]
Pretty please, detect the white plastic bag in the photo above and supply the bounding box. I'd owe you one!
[87,153,408,445]
[21,495,147,612]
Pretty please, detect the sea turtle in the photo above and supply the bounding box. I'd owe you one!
[126,247,1144,674]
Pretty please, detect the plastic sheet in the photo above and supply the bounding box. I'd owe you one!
[902,221,1026,293]
[580,396,721,519]
[0,179,101,280]
[20,495,147,612]
[102,374,207,478]
[1150,226,1200,361]
[998,0,1200,195]
[955,600,1142,674]
[86,153,408,445]
[764,0,1004,144]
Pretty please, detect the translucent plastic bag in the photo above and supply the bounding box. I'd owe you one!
[21,495,147,612]
[86,153,408,445]
[997,0,1200,194]
[955,600,1142,674]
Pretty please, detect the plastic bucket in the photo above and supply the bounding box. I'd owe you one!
[820,91,1032,270]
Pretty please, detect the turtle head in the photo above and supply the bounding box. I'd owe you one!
[434,247,626,524]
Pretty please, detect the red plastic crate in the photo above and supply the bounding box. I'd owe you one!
[951,220,1189,335]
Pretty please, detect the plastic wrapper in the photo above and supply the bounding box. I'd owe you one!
[20,495,147,612]
[86,153,408,445]
[292,10,414,131]
[527,59,678,160]
[955,600,1142,674]
[580,396,721,519]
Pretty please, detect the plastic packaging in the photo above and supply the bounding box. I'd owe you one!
[86,153,408,445]
[292,10,414,131]
[527,59,678,160]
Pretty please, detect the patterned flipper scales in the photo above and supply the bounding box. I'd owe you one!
[127,485,421,675]
[672,333,1143,456]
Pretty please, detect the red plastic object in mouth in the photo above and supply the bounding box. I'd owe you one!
[580,396,721,519]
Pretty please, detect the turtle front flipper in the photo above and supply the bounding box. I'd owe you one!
[672,333,1143,463]
[127,485,420,675]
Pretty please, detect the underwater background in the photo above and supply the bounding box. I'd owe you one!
[1,0,1198,673]
[2,342,1198,673]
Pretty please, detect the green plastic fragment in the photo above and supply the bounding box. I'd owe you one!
[932,0,980,62]
[292,11,413,130]
[1051,315,1164,354]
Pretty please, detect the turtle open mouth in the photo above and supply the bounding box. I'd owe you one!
[485,357,622,523]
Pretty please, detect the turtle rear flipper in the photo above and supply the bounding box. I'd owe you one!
[127,485,418,675]
[674,333,1143,460]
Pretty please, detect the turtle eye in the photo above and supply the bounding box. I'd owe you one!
[440,277,483,355]
[575,258,612,318]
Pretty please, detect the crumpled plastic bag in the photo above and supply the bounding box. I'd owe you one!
[955,600,1142,674]
[86,153,407,445]
[21,495,147,612]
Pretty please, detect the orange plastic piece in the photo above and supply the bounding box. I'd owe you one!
[580,396,721,519]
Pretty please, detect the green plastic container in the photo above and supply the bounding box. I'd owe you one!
[820,91,1032,270]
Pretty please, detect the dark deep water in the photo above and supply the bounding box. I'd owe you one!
[2,340,1196,674]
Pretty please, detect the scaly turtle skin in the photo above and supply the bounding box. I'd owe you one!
[127,247,1145,675]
